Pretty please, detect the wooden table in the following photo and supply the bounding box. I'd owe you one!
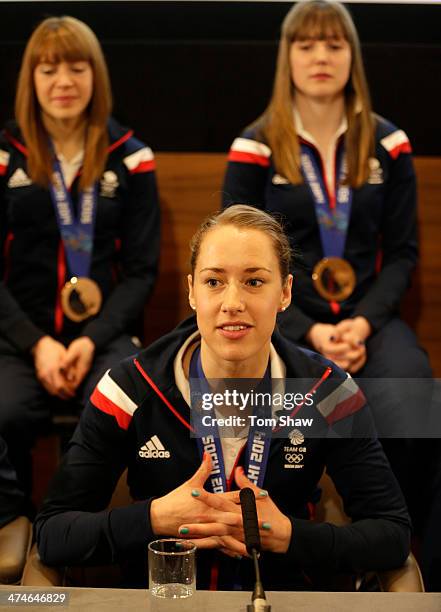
[1,586,440,612]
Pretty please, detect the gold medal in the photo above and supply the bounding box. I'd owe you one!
[61,277,102,322]
[312,257,356,302]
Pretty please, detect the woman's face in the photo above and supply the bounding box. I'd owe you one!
[290,35,351,102]
[188,225,292,373]
[33,60,93,122]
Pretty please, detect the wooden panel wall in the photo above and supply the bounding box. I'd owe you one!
[145,154,441,376]
[144,154,225,342]
[402,158,441,376]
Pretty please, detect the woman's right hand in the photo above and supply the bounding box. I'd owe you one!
[150,453,245,554]
[31,335,76,399]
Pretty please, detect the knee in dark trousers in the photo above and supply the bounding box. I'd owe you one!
[0,348,50,493]
[361,318,432,379]
[356,319,433,534]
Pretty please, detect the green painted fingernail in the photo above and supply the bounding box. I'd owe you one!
[191,489,200,497]
[175,542,182,549]
[179,527,189,534]
[262,522,271,530]
[258,490,268,497]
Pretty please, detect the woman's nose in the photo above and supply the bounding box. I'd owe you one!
[314,43,329,63]
[221,283,245,312]
[55,66,74,87]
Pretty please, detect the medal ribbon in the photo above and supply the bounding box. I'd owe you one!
[189,346,273,493]
[300,143,352,260]
[49,155,98,279]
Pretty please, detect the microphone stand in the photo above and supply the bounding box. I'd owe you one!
[240,487,271,612]
[247,548,270,612]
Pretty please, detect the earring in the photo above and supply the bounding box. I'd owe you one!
[281,306,286,312]
[190,304,196,311]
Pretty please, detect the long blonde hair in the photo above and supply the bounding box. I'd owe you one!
[257,0,374,188]
[15,16,112,189]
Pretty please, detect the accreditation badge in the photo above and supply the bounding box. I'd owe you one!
[312,257,356,302]
[61,276,102,322]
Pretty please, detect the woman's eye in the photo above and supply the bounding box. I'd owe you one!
[247,278,263,288]
[206,278,221,288]
[71,65,86,73]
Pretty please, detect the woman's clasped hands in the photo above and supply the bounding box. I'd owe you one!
[149,452,292,558]
[31,335,95,399]
[306,316,371,373]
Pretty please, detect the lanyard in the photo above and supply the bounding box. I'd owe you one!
[300,143,352,259]
[189,346,273,492]
[49,155,98,278]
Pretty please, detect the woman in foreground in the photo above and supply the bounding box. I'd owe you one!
[36,206,409,590]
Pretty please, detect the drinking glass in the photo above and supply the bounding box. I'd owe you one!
[148,538,196,599]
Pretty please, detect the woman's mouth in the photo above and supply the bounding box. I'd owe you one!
[217,323,252,339]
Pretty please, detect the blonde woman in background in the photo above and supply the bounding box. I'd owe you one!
[222,0,436,589]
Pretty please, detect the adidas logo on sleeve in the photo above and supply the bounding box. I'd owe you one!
[138,435,170,459]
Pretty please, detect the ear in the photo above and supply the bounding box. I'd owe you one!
[187,274,196,310]
[279,274,293,312]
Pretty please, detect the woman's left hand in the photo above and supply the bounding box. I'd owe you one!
[61,336,95,390]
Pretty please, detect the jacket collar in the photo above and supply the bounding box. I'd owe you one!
[136,315,332,390]
[107,117,133,152]
[136,316,199,392]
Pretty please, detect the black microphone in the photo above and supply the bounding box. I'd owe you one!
[240,488,271,612]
